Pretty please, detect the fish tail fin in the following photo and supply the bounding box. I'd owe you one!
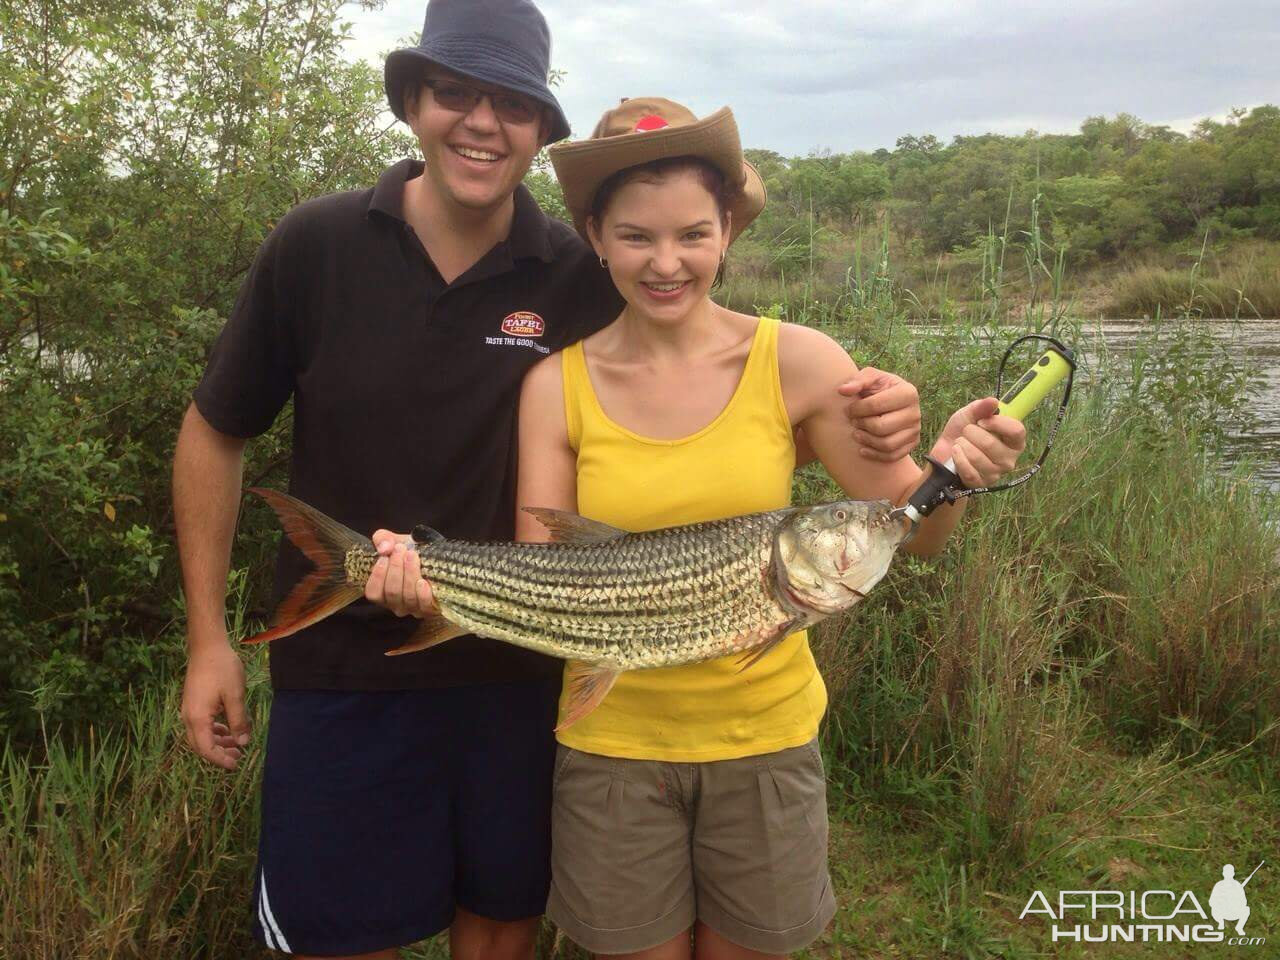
[243,487,370,644]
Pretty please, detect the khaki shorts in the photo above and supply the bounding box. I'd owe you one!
[546,739,836,955]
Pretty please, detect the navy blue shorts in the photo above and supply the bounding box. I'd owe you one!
[251,680,559,956]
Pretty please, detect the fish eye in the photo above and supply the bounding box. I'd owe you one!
[834,508,848,522]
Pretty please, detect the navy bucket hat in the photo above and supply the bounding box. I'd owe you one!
[385,0,571,143]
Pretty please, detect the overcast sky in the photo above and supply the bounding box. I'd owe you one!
[341,0,1279,155]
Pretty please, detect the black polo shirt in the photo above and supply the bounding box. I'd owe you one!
[194,159,622,690]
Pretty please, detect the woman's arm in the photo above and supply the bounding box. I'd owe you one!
[778,324,1024,556]
[362,353,578,614]
[516,353,578,544]
[779,324,922,498]
[364,352,579,613]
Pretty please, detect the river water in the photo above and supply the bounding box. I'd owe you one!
[907,318,1280,491]
[1079,319,1280,490]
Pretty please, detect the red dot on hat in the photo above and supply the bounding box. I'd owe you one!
[634,115,669,132]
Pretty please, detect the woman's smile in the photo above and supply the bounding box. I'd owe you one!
[639,279,693,301]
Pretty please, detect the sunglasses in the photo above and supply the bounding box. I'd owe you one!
[422,77,542,126]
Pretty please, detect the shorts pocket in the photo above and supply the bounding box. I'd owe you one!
[762,740,829,842]
[805,737,825,779]
[553,743,579,788]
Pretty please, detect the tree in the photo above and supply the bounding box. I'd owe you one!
[831,156,890,224]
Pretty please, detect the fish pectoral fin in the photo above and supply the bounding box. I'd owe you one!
[522,508,628,544]
[385,612,468,656]
[556,661,622,731]
[735,617,805,673]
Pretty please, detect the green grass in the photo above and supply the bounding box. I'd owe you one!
[807,740,1278,959]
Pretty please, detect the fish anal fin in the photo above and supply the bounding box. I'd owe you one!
[385,612,468,656]
[736,617,806,673]
[522,508,627,544]
[556,661,621,730]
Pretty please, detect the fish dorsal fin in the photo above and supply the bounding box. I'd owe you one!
[522,507,627,544]
[384,611,467,656]
[411,524,445,545]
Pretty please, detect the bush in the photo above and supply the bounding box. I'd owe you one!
[0,0,412,742]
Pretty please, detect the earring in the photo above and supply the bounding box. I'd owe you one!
[599,256,608,268]
[719,251,726,264]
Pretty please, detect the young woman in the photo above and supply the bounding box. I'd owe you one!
[491,98,1026,960]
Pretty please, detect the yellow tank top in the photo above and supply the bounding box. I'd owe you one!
[555,316,827,761]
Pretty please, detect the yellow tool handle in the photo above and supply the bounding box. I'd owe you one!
[997,347,1074,421]
[895,341,1075,528]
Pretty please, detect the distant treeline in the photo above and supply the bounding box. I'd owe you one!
[738,108,1280,266]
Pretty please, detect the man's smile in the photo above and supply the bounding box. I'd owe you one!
[450,144,505,163]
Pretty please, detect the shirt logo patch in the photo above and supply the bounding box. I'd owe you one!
[501,311,545,337]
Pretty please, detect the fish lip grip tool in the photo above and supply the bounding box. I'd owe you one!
[892,335,1077,529]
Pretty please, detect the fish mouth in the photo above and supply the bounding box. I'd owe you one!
[874,508,914,547]
[784,582,864,617]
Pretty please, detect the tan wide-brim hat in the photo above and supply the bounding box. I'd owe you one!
[549,97,766,245]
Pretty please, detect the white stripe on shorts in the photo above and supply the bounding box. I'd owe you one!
[259,871,293,953]
[258,884,277,951]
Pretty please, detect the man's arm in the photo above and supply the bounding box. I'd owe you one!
[837,367,922,462]
[174,402,251,771]
[793,367,923,468]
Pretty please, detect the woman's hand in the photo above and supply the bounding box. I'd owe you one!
[931,397,1027,487]
[364,529,438,618]
[836,367,922,462]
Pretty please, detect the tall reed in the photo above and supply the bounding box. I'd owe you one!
[0,656,270,958]
[1106,263,1280,319]
[787,219,1278,880]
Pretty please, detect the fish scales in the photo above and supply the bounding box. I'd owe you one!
[437,541,751,621]
[412,516,788,667]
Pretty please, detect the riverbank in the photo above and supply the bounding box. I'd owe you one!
[721,236,1280,321]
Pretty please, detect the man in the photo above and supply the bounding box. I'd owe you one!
[174,1,921,958]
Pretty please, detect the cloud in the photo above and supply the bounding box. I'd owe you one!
[342,0,1280,154]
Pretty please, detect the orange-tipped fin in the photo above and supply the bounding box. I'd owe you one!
[385,612,468,656]
[243,488,373,644]
[244,583,364,644]
[555,661,621,731]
